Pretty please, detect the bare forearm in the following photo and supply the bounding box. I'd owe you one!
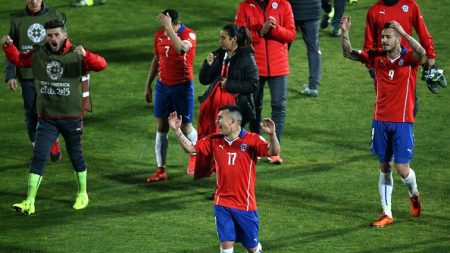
[268,134,280,156]
[402,33,426,58]
[146,57,158,86]
[342,32,363,61]
[165,27,189,54]
[174,128,196,153]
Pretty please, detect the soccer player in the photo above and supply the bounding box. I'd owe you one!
[364,0,441,93]
[235,0,296,164]
[168,105,280,253]
[144,9,198,181]
[341,16,424,227]
[5,0,65,161]
[2,19,107,215]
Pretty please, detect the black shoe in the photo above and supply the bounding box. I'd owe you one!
[320,14,330,29]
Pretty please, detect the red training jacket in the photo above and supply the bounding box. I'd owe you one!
[235,0,296,77]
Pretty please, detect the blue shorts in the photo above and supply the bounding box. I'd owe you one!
[214,205,259,249]
[371,120,414,164]
[153,80,194,123]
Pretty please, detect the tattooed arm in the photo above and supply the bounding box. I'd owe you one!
[168,112,197,154]
[341,16,364,62]
[389,20,426,61]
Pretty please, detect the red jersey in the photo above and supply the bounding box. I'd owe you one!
[194,129,270,211]
[154,23,196,85]
[364,0,435,59]
[360,48,421,123]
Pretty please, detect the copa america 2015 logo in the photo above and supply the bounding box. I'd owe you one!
[46,61,64,80]
[27,23,46,43]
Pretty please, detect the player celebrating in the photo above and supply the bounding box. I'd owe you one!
[168,105,279,253]
[341,17,425,227]
[364,0,445,93]
[2,19,107,215]
[144,9,198,181]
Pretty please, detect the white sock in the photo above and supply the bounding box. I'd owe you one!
[379,171,393,217]
[255,242,262,253]
[155,132,168,168]
[220,247,233,253]
[401,168,418,196]
[186,127,198,145]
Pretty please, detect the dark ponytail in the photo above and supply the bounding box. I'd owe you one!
[222,23,253,51]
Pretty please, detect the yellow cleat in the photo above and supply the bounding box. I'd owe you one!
[13,200,35,215]
[73,193,89,210]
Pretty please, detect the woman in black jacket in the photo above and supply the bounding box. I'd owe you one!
[199,23,258,128]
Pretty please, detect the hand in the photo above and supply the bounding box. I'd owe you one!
[260,118,276,135]
[7,79,17,91]
[260,16,276,36]
[219,77,227,88]
[266,16,276,28]
[168,111,182,131]
[74,45,86,57]
[1,35,13,47]
[389,20,406,36]
[144,85,152,103]
[157,13,172,28]
[206,53,215,65]
[340,16,351,33]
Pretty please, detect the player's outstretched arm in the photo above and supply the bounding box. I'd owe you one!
[261,118,280,156]
[168,112,197,154]
[341,16,364,62]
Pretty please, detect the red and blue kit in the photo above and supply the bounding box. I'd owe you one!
[195,129,269,211]
[360,48,421,123]
[154,23,196,85]
[364,0,435,59]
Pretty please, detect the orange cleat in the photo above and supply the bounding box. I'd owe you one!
[186,155,196,175]
[268,155,283,164]
[50,138,62,162]
[371,213,394,227]
[409,193,422,217]
[146,167,168,182]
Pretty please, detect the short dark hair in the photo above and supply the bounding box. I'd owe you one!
[219,104,243,123]
[382,22,400,37]
[44,19,66,31]
[162,9,179,24]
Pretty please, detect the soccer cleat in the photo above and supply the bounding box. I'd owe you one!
[73,0,94,7]
[186,155,196,175]
[320,13,330,29]
[409,193,422,217]
[13,200,35,215]
[371,213,394,227]
[50,138,62,162]
[73,193,89,210]
[330,26,342,37]
[300,85,318,97]
[268,155,283,165]
[146,167,168,182]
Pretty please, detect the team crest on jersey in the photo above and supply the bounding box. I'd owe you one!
[399,59,404,66]
[27,23,46,43]
[272,2,278,9]
[46,61,64,80]
[402,5,409,12]
[240,143,248,151]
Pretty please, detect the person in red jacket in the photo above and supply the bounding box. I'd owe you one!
[2,19,107,215]
[235,0,296,164]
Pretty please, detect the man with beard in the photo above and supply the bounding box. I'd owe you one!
[341,17,425,227]
[2,19,107,215]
